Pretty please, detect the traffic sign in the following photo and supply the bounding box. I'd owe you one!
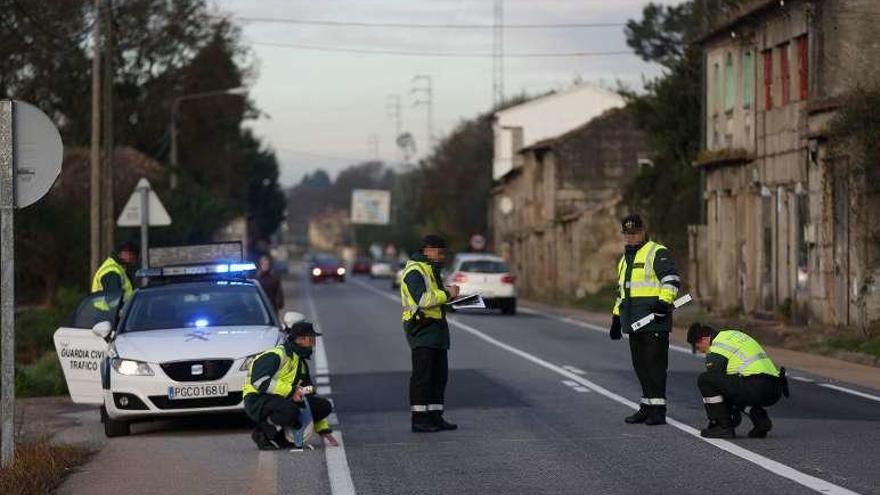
[351,189,391,225]
[11,101,63,208]
[469,234,486,251]
[117,178,171,227]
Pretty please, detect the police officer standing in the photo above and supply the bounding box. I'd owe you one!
[687,323,789,438]
[401,234,459,433]
[91,241,138,309]
[609,214,680,426]
[243,319,338,450]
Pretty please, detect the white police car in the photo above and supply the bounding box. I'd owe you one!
[53,243,294,437]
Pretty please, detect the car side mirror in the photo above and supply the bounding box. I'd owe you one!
[92,321,112,340]
[283,311,305,328]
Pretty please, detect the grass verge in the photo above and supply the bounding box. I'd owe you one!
[0,438,91,495]
[819,336,880,360]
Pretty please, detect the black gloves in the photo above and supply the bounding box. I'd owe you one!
[609,315,622,340]
[652,300,671,319]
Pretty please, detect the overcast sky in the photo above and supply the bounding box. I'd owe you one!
[213,0,681,187]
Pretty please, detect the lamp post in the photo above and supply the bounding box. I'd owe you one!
[169,86,247,189]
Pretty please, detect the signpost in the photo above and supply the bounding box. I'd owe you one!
[117,178,171,272]
[1,100,64,467]
[351,189,391,226]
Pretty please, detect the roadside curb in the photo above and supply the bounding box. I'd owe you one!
[520,298,880,392]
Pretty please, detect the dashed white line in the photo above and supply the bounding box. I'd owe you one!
[818,383,880,404]
[562,380,580,387]
[316,376,331,385]
[352,277,862,495]
[562,365,587,375]
[571,386,591,393]
[317,385,333,395]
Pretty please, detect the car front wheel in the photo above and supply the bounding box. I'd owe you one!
[102,406,131,437]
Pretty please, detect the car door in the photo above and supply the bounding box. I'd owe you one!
[53,292,115,405]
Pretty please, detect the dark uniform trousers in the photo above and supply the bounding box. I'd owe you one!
[629,331,669,403]
[698,372,782,412]
[410,347,448,413]
[254,394,333,432]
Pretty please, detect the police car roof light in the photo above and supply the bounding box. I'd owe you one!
[136,262,257,279]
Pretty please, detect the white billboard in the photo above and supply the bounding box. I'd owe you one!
[351,189,391,225]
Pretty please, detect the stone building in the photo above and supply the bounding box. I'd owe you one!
[691,0,880,329]
[492,107,648,301]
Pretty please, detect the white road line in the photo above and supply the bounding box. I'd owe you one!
[318,385,333,395]
[249,451,278,495]
[818,383,880,403]
[562,380,580,388]
[352,278,861,495]
[306,284,357,495]
[562,365,587,375]
[791,376,815,383]
[328,413,340,426]
[316,376,331,385]
[572,387,591,393]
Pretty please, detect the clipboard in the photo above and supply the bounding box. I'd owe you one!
[447,293,486,310]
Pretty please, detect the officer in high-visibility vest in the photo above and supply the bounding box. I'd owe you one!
[91,241,138,310]
[687,323,790,438]
[609,214,680,426]
[401,234,460,433]
[243,320,338,450]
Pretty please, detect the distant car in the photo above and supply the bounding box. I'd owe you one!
[446,253,517,315]
[352,256,372,275]
[391,260,408,290]
[370,259,394,279]
[311,253,346,283]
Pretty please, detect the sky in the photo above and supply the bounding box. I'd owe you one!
[213,0,681,187]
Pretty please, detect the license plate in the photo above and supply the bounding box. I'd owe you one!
[167,383,228,400]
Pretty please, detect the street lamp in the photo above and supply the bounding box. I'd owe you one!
[169,86,247,189]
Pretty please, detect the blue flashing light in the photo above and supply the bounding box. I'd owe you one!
[230,262,257,272]
[193,318,209,328]
[214,264,230,273]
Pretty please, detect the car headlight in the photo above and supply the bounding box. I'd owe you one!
[312,268,321,276]
[111,358,154,376]
[337,267,346,275]
[240,353,260,371]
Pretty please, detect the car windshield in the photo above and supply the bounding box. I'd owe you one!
[314,254,340,265]
[122,283,271,332]
[459,260,509,273]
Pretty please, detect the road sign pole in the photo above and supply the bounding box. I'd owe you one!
[0,99,16,467]
[139,183,149,272]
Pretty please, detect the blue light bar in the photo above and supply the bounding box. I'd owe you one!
[137,262,258,279]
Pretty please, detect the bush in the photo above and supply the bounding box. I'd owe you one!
[0,438,90,495]
[14,352,68,398]
[15,287,81,364]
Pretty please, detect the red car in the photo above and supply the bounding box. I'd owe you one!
[310,253,346,283]
[352,256,372,275]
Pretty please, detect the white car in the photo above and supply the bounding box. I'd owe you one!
[370,259,394,278]
[54,267,285,437]
[446,253,517,314]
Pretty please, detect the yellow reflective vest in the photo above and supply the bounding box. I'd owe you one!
[91,257,133,310]
[400,260,448,323]
[612,241,679,333]
[709,330,779,377]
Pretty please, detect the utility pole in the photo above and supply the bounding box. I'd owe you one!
[493,0,504,108]
[411,75,434,148]
[368,133,379,161]
[0,100,14,467]
[101,0,114,258]
[89,0,103,275]
[385,94,402,162]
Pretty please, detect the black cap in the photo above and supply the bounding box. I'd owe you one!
[686,322,716,353]
[116,241,139,256]
[621,214,645,234]
[287,320,322,338]
[422,234,447,249]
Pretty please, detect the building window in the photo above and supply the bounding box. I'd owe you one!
[713,62,721,115]
[743,51,754,109]
[780,42,791,105]
[797,35,809,100]
[763,50,773,110]
[724,52,735,113]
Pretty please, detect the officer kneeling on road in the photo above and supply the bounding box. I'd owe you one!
[243,318,339,450]
[687,323,790,438]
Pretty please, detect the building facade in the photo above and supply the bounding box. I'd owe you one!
[492,107,647,301]
[691,0,880,329]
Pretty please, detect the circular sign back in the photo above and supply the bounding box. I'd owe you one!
[13,100,63,208]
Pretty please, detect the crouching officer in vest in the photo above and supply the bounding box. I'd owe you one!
[401,234,459,433]
[609,214,680,426]
[687,323,790,438]
[91,241,138,311]
[243,319,339,450]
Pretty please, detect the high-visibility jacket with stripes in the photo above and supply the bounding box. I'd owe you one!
[91,256,133,310]
[400,260,448,323]
[708,330,779,377]
[242,345,331,433]
[612,241,679,333]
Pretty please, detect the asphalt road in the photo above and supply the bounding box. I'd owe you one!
[53,273,880,495]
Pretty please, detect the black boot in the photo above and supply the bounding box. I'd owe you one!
[644,406,666,426]
[411,412,441,433]
[748,407,772,438]
[701,403,735,438]
[252,425,281,450]
[430,411,458,431]
[625,406,650,424]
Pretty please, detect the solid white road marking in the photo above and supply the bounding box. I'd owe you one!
[562,380,580,388]
[317,376,331,385]
[318,385,333,395]
[572,386,591,393]
[818,383,880,404]
[328,413,340,426]
[352,278,861,495]
[791,376,815,383]
[306,284,357,495]
[562,365,587,375]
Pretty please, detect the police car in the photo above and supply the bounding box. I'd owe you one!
[53,243,295,438]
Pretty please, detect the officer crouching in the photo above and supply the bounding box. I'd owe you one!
[243,318,339,450]
[687,323,790,438]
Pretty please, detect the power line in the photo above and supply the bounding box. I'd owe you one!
[251,41,633,58]
[231,16,625,29]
